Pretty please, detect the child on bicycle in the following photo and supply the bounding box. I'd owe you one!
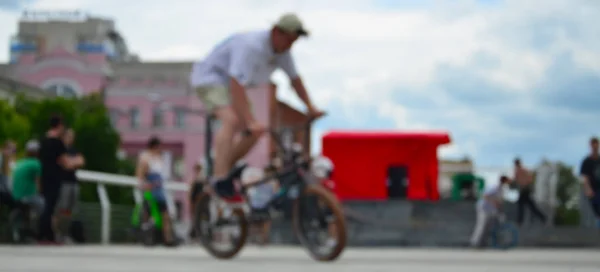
[469,175,511,248]
[136,137,179,246]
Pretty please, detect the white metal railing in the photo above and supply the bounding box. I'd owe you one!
[76,169,188,244]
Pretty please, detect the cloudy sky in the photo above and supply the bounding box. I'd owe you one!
[0,0,598,171]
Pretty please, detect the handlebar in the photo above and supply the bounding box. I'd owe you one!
[242,113,326,160]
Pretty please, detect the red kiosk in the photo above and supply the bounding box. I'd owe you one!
[322,131,451,201]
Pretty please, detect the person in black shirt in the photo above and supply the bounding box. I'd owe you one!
[581,137,600,225]
[38,116,82,244]
[55,128,85,242]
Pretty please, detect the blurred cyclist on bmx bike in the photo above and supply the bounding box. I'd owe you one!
[470,175,512,248]
[188,12,325,196]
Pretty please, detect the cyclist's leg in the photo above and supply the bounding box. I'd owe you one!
[469,206,488,247]
[229,83,276,166]
[229,133,260,168]
[196,86,239,181]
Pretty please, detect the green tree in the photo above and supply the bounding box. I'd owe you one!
[14,95,78,139]
[0,99,31,148]
[13,94,134,205]
[554,163,581,225]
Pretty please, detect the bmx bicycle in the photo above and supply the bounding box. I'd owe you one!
[7,200,40,244]
[130,191,178,246]
[192,114,347,261]
[488,214,519,249]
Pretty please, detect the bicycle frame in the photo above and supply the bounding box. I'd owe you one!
[131,191,163,229]
[203,113,317,216]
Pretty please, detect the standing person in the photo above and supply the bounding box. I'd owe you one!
[513,158,547,226]
[55,128,85,242]
[470,176,511,248]
[1,140,17,190]
[188,163,207,239]
[38,115,81,244]
[11,140,44,216]
[188,12,324,196]
[580,137,600,227]
[0,141,17,206]
[136,136,178,246]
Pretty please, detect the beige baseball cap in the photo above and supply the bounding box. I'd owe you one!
[274,13,309,37]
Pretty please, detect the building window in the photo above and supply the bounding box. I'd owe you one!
[174,108,186,128]
[129,107,140,129]
[152,107,163,128]
[45,83,79,98]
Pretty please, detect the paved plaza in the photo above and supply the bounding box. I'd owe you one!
[0,245,598,272]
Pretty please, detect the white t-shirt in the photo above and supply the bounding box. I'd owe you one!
[189,30,299,88]
[477,185,503,213]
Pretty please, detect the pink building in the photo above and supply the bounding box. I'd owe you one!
[0,11,309,218]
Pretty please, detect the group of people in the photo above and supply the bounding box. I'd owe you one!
[470,136,600,248]
[1,115,85,244]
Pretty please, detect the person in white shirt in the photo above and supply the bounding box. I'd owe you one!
[189,13,324,193]
[469,175,510,248]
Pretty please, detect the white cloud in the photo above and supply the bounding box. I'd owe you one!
[1,0,598,166]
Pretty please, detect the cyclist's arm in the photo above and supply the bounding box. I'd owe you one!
[278,52,316,111]
[228,44,257,123]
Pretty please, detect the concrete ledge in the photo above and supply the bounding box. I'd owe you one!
[266,200,600,248]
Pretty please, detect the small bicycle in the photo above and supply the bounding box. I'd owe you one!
[488,214,519,249]
[192,115,347,262]
[130,191,177,246]
[7,200,40,244]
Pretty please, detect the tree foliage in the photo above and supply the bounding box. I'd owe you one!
[0,99,31,148]
[9,94,133,204]
[554,163,580,226]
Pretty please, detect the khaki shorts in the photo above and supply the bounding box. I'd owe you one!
[195,85,230,112]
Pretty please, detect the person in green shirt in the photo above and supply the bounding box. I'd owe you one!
[11,140,44,214]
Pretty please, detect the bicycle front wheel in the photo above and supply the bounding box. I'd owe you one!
[292,183,347,262]
[490,222,519,249]
[194,194,248,259]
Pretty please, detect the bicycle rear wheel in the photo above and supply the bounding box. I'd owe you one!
[292,183,347,262]
[194,194,248,259]
[490,222,519,249]
[8,210,25,244]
